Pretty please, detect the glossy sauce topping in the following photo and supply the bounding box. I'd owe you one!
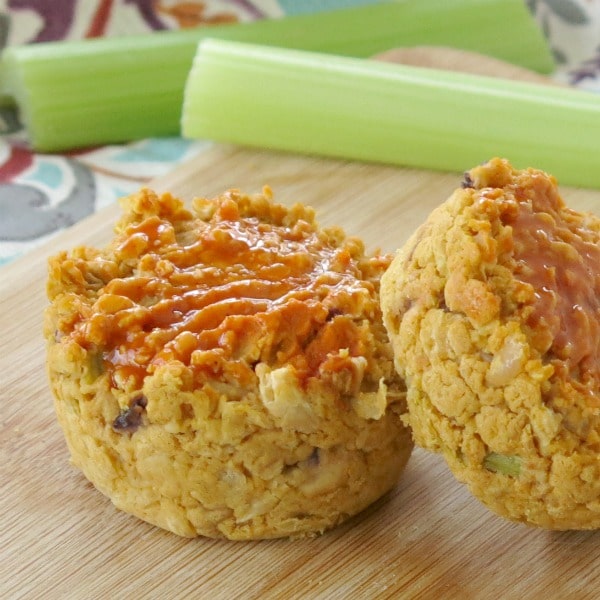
[504,177,600,384]
[74,195,384,388]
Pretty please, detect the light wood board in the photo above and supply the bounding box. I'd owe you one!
[2,145,600,600]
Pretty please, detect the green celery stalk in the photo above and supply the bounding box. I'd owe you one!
[181,39,600,189]
[0,0,552,152]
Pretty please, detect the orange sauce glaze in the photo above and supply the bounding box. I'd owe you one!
[75,197,384,389]
[501,174,600,391]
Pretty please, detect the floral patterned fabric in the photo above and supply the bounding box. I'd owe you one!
[527,0,600,88]
[0,0,599,265]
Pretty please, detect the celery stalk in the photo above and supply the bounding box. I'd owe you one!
[0,0,552,152]
[182,39,600,190]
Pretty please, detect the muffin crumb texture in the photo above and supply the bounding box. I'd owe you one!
[381,157,600,530]
[45,187,412,539]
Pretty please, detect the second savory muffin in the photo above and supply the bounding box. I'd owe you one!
[45,186,412,539]
[381,157,600,530]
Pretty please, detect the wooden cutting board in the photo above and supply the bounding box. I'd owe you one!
[3,144,600,600]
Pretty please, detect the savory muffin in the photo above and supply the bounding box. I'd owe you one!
[381,157,600,530]
[45,186,412,539]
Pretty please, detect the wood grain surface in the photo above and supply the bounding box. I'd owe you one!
[2,145,600,599]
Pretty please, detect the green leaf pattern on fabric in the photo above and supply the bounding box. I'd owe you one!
[545,0,589,25]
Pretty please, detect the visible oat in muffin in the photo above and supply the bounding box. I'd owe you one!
[45,186,412,539]
[381,157,600,530]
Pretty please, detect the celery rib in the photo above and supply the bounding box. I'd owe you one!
[0,0,552,152]
[181,39,600,189]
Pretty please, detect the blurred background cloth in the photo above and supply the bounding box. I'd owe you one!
[0,0,599,265]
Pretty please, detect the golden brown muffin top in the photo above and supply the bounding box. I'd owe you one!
[387,157,600,453]
[47,187,391,394]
